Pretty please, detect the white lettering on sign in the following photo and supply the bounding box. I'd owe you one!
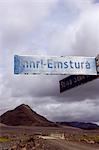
[14,55,97,75]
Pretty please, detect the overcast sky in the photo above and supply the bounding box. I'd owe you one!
[0,0,99,124]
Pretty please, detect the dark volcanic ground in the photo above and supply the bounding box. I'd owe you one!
[0,105,99,150]
[0,125,99,150]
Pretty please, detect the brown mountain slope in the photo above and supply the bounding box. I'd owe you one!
[0,104,56,127]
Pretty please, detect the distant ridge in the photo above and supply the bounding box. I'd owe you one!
[57,122,99,130]
[0,104,57,127]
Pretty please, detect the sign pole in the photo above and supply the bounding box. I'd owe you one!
[96,54,99,75]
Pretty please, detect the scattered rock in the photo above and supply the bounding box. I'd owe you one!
[80,138,95,144]
[88,140,95,144]
[10,145,17,150]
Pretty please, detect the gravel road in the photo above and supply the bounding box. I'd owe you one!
[44,139,99,150]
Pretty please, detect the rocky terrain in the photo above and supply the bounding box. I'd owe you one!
[0,104,99,150]
[0,125,99,150]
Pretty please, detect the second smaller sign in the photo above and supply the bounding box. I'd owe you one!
[59,75,98,93]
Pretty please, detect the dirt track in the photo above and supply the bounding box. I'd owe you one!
[0,125,99,150]
[44,139,99,150]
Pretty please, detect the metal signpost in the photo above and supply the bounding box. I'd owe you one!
[14,54,99,93]
[14,55,97,75]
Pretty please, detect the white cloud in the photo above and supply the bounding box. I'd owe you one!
[72,5,99,56]
[64,0,94,11]
[0,0,99,123]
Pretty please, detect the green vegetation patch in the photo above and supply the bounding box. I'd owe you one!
[80,135,99,143]
[0,137,11,143]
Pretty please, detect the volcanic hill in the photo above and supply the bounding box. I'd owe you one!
[0,104,56,127]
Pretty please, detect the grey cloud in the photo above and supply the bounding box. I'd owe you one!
[43,99,99,122]
[0,0,99,123]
